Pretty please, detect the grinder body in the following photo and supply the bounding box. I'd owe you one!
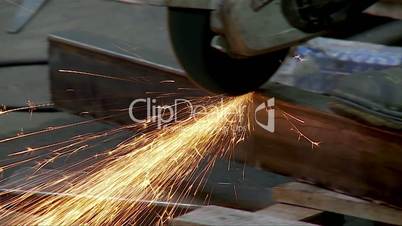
[164,0,380,95]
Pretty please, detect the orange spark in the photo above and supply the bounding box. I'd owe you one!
[0,94,252,225]
[281,111,321,149]
[58,69,143,84]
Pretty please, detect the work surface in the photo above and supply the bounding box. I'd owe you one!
[0,1,396,225]
[0,0,290,211]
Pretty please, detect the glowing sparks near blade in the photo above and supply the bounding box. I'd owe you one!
[0,94,252,225]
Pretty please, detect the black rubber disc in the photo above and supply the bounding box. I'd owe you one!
[168,7,287,95]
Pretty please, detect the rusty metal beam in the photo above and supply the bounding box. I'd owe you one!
[247,83,402,208]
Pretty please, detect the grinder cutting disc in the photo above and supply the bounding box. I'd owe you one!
[168,8,288,95]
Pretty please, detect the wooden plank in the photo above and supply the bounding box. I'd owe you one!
[171,205,317,226]
[256,204,322,221]
[272,182,402,225]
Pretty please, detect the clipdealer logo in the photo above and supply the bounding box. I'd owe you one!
[128,98,230,129]
[128,97,275,133]
[254,98,275,133]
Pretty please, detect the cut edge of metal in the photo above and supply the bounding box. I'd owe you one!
[48,34,186,77]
